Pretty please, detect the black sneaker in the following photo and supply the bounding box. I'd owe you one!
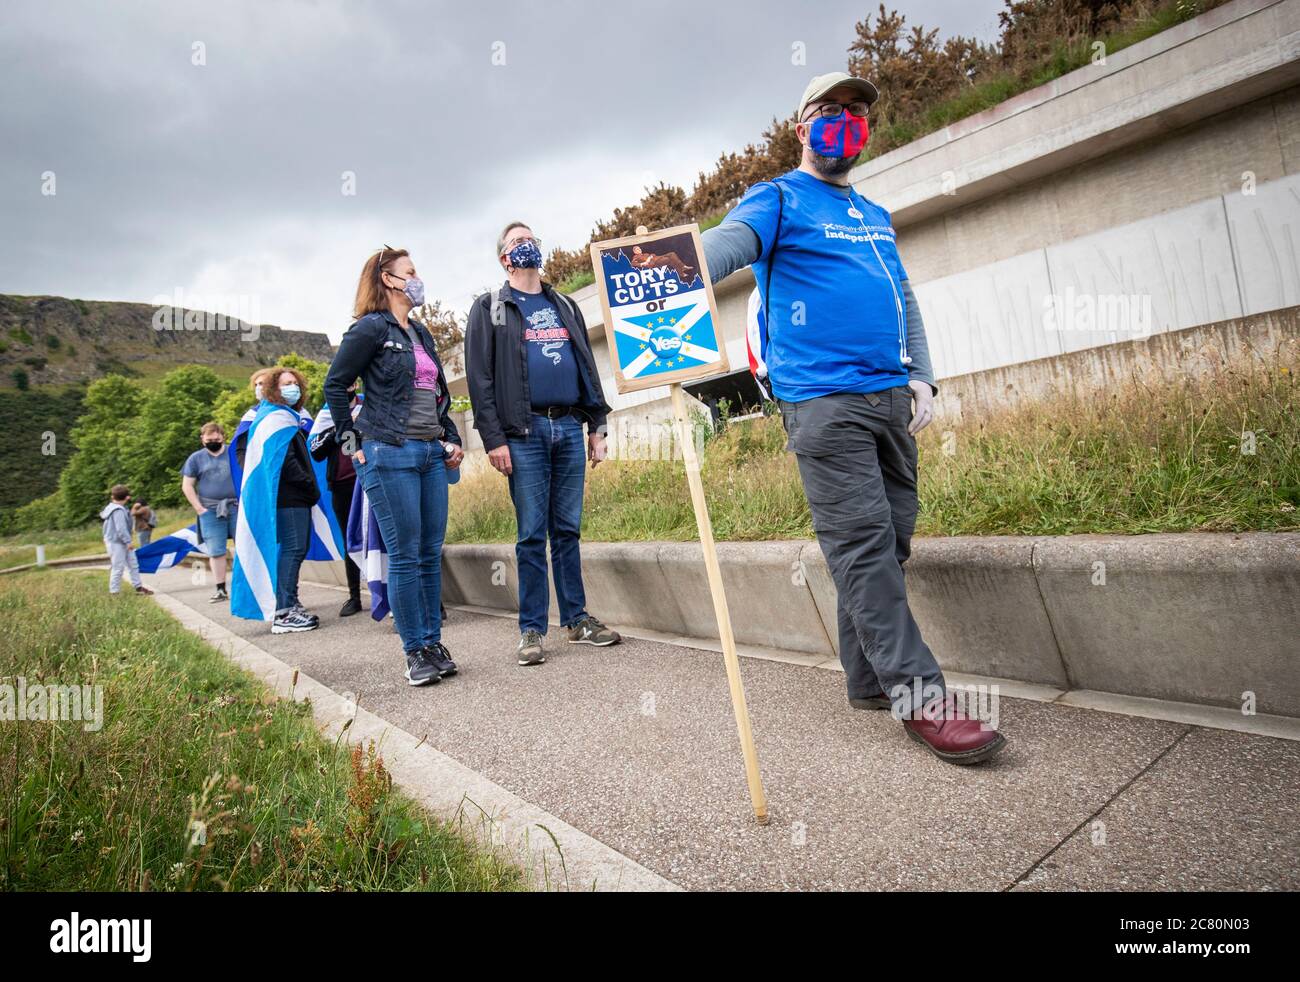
[516,630,545,666]
[209,586,228,604]
[339,596,362,617]
[404,649,441,687]
[272,609,319,634]
[566,615,620,646]
[423,642,457,678]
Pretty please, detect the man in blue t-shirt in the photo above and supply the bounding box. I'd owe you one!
[181,422,239,604]
[701,72,1005,766]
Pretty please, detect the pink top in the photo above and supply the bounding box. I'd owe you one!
[412,336,439,391]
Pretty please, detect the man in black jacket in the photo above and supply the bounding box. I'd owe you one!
[465,221,621,666]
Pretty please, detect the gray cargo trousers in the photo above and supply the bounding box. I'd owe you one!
[779,388,946,707]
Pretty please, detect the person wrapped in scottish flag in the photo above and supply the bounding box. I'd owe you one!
[229,367,328,634]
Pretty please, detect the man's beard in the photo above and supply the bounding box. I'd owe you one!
[809,151,856,179]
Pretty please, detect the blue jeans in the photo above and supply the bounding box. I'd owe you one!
[275,506,310,613]
[356,438,449,654]
[507,413,588,634]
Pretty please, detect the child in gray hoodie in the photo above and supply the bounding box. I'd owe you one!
[101,485,153,596]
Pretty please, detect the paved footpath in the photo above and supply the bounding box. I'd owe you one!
[149,566,1299,891]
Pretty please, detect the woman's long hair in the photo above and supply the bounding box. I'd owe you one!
[353,246,409,318]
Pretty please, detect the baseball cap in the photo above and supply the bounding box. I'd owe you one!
[797,72,879,121]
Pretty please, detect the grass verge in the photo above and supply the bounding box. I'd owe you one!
[447,362,1299,542]
[0,571,523,891]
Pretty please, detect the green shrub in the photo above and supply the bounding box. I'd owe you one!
[9,491,67,533]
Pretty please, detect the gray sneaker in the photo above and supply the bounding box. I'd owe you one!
[272,609,319,634]
[567,615,620,647]
[404,649,441,687]
[516,630,546,666]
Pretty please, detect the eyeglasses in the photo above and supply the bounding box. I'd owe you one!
[804,101,871,122]
[376,243,394,276]
[505,233,541,251]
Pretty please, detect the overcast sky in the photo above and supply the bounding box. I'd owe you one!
[1,0,1003,343]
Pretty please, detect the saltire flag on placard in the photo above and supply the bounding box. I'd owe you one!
[135,523,201,574]
[611,300,723,382]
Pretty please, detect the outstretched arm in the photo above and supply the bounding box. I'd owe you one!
[700,222,762,283]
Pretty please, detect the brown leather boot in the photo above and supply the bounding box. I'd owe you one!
[902,694,1006,765]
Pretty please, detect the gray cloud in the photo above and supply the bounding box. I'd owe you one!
[0,0,1002,342]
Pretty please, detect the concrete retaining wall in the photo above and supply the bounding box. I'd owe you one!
[432,533,1300,717]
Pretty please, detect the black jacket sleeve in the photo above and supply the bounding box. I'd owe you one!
[324,318,383,444]
[308,426,338,462]
[278,430,320,507]
[465,297,507,452]
[569,301,609,434]
[436,349,462,447]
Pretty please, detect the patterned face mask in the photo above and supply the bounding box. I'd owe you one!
[400,275,426,307]
[506,239,543,269]
[809,112,869,158]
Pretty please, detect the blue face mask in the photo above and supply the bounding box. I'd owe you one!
[506,239,543,269]
[280,384,302,405]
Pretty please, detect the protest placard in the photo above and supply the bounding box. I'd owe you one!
[590,224,729,394]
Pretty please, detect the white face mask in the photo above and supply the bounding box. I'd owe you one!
[254,383,264,400]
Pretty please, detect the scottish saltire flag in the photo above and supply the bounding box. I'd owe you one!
[135,523,201,574]
[302,408,344,563]
[230,400,344,570]
[601,244,726,383]
[346,482,390,621]
[226,403,260,491]
[229,402,303,621]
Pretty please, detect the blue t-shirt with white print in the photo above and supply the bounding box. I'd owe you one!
[724,168,911,403]
[514,288,581,409]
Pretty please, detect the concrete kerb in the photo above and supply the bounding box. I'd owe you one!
[1032,532,1300,716]
[907,536,1070,687]
[431,533,1300,717]
[581,541,689,635]
[657,540,830,654]
[150,592,679,892]
[439,543,518,610]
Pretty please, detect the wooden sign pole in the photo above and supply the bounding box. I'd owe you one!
[669,381,769,825]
